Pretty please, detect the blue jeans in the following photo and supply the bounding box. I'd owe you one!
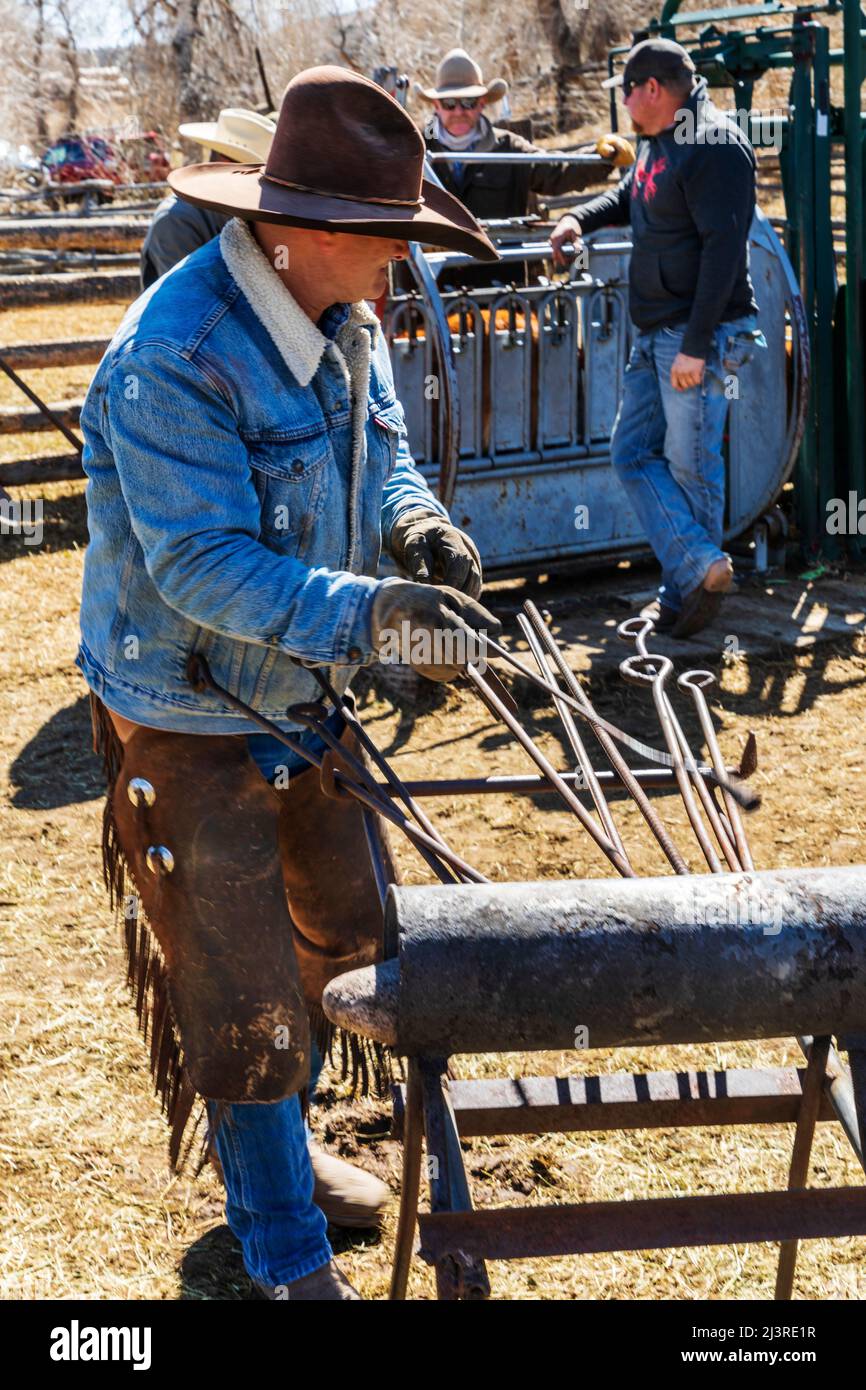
[610,316,765,613]
[205,716,345,1287]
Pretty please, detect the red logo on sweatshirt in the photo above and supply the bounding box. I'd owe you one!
[632,154,668,202]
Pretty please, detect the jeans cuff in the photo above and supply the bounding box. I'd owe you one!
[264,1242,335,1291]
[676,546,725,598]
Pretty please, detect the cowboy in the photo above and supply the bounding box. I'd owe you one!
[77,66,501,1301]
[140,109,275,289]
[551,39,766,638]
[417,47,631,223]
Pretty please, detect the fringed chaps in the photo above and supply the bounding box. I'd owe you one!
[90,695,397,1172]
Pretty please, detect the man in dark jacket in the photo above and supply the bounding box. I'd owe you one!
[417,47,618,221]
[552,39,766,638]
[140,108,274,289]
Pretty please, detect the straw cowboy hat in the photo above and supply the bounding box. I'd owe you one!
[415,48,508,103]
[177,108,276,163]
[169,66,498,261]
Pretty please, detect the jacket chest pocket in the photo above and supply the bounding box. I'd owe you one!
[244,430,332,550]
[369,401,402,479]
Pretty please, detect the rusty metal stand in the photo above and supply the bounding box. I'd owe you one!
[387,1042,866,1299]
[775,1034,833,1298]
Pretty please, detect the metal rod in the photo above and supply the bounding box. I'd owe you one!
[466,664,635,877]
[187,655,485,883]
[308,671,477,880]
[518,612,630,864]
[377,766,743,798]
[426,151,605,165]
[522,600,690,873]
[287,700,467,886]
[620,652,723,872]
[679,670,756,870]
[479,629,759,810]
[618,619,740,870]
[0,352,84,454]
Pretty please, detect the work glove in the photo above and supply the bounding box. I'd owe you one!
[390,508,483,599]
[595,133,636,168]
[371,580,501,683]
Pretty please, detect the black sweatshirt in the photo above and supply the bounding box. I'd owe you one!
[576,80,758,359]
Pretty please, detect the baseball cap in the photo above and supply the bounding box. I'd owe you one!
[602,38,697,93]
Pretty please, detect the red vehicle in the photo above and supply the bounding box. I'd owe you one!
[40,131,169,191]
[40,134,121,187]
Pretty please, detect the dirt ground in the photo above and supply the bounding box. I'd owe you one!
[2,301,866,1302]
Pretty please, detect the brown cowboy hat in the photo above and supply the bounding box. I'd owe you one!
[169,65,499,262]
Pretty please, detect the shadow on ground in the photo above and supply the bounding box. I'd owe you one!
[9,694,103,809]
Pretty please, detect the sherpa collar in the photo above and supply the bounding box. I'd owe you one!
[219,216,380,389]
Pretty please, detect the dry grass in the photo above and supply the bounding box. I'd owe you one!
[1,469,865,1300]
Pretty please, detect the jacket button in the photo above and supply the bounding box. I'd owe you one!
[291,459,304,474]
[348,646,362,661]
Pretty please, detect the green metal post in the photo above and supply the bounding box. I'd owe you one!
[789,31,820,554]
[843,0,865,558]
[811,22,838,554]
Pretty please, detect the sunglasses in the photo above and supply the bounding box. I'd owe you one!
[623,78,647,98]
[439,97,481,111]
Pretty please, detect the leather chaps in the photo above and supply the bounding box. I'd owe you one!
[89,693,399,1169]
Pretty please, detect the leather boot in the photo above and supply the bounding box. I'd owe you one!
[254,1260,361,1300]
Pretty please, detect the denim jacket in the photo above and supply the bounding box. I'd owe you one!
[77,216,447,734]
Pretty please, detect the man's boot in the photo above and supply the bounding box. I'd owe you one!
[254,1260,361,1300]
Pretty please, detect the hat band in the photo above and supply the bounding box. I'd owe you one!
[262,170,424,210]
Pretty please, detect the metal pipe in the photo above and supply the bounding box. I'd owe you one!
[378,766,744,798]
[426,152,606,165]
[323,867,866,1055]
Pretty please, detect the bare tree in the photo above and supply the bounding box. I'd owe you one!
[30,0,50,142]
[55,0,81,130]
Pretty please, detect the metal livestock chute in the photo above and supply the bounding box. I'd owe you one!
[383,207,807,576]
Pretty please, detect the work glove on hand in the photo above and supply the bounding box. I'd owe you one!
[595,133,636,168]
[390,508,483,600]
[371,580,501,683]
